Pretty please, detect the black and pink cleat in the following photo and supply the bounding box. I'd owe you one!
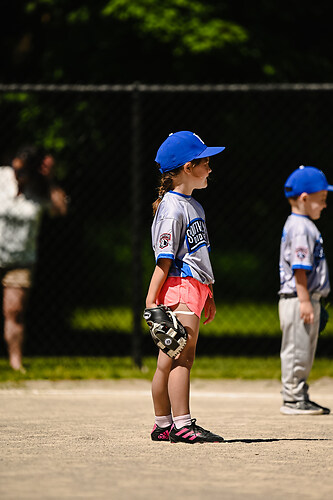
[151,423,172,442]
[169,419,224,444]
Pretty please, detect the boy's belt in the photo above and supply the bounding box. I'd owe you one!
[279,293,297,299]
[279,292,322,300]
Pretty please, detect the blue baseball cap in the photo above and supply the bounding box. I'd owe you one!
[155,131,225,173]
[284,166,333,198]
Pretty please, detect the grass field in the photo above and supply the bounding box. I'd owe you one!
[70,302,333,336]
[1,355,333,382]
[1,302,332,383]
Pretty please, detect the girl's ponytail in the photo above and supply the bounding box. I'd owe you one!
[152,166,182,215]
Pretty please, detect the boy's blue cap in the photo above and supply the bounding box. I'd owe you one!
[284,166,333,198]
[155,131,225,173]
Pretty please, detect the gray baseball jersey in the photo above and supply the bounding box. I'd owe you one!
[151,191,214,285]
[279,213,330,297]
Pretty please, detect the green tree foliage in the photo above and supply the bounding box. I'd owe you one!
[102,0,248,54]
[1,0,332,84]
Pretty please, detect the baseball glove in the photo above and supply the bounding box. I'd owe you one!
[143,305,188,358]
[319,302,329,334]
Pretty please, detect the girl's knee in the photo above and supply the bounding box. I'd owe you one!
[180,358,194,370]
[176,347,196,369]
[156,354,173,375]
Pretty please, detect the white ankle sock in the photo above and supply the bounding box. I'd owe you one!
[155,414,173,428]
[173,413,191,429]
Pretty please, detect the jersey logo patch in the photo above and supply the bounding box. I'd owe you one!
[295,247,308,260]
[186,218,207,253]
[159,233,171,249]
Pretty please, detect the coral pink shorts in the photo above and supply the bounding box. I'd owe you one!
[157,277,212,318]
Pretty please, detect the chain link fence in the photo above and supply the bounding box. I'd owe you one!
[1,83,333,364]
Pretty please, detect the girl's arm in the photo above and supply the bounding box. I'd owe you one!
[294,268,314,324]
[203,283,216,325]
[145,258,172,308]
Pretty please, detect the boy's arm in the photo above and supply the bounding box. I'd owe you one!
[294,268,314,324]
[203,284,216,325]
[145,258,172,309]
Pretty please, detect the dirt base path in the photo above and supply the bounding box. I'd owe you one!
[1,378,332,500]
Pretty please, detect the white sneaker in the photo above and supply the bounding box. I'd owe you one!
[280,400,330,415]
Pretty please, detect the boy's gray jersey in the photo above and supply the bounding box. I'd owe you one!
[279,213,330,297]
[151,191,214,285]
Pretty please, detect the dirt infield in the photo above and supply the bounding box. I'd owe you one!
[0,378,332,500]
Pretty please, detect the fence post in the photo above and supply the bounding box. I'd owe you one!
[131,83,143,368]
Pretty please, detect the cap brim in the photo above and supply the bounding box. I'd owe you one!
[194,146,225,159]
[327,185,333,192]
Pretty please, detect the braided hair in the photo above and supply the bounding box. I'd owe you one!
[152,159,201,215]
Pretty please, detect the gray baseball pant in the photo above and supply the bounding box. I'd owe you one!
[279,293,321,402]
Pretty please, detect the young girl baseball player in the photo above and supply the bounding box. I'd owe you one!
[145,131,225,443]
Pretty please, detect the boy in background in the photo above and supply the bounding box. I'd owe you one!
[279,166,332,415]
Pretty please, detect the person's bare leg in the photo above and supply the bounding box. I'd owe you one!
[151,303,200,417]
[3,287,29,371]
[168,304,200,417]
[152,349,173,416]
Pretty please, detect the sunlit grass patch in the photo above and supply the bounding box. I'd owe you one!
[0,356,332,382]
[70,302,333,337]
